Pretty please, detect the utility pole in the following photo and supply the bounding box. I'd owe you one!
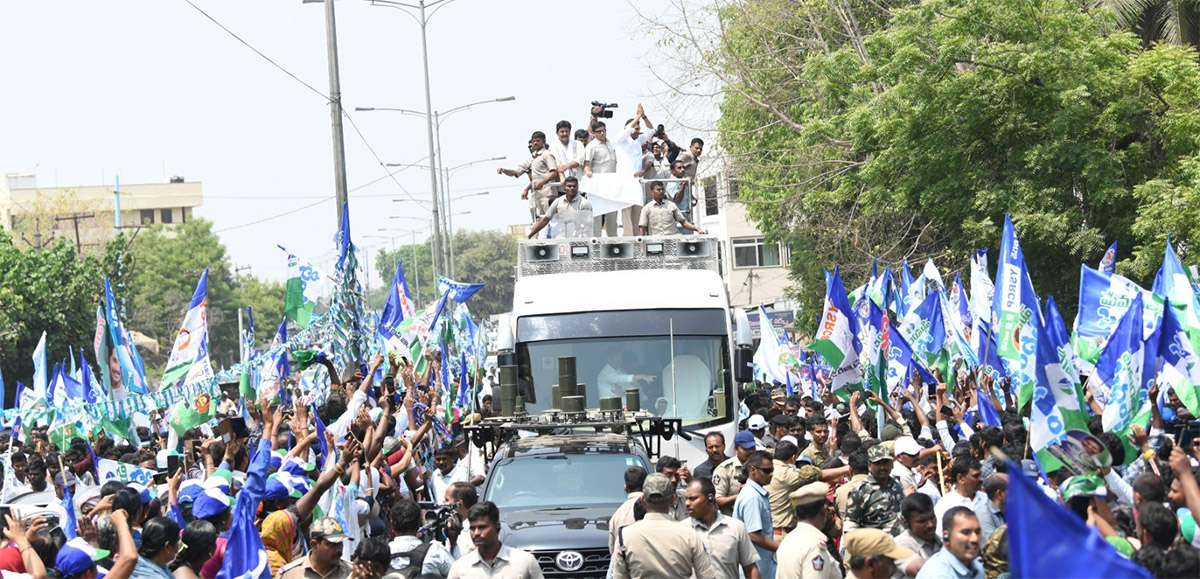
[55,212,95,256]
[745,269,759,306]
[324,0,349,226]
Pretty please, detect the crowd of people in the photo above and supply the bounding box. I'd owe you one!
[499,103,707,239]
[7,347,1200,579]
[607,369,1200,579]
[0,352,529,579]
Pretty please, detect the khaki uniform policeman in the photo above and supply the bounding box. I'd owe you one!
[776,482,841,579]
[613,473,716,579]
[842,529,914,579]
[280,518,353,579]
[714,430,756,516]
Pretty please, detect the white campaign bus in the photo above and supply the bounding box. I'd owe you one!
[495,235,754,466]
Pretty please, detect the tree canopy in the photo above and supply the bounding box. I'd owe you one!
[704,0,1200,319]
[375,229,517,318]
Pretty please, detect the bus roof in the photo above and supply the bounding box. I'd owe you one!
[512,269,729,319]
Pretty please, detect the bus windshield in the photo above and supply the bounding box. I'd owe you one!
[515,309,731,429]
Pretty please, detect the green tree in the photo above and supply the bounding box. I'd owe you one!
[232,274,288,347]
[375,230,517,318]
[450,230,519,317]
[375,236,436,311]
[707,0,1200,320]
[126,220,298,375]
[1100,0,1200,49]
[124,219,237,374]
[0,230,126,404]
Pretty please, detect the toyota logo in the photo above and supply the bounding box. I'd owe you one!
[555,550,584,572]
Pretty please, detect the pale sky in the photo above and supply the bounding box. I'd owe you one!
[1,0,715,290]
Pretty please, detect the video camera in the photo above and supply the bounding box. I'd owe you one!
[591,101,618,119]
[417,502,463,542]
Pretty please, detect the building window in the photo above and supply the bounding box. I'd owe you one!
[703,176,719,216]
[732,237,782,268]
[727,178,741,202]
[160,209,173,224]
[140,210,154,225]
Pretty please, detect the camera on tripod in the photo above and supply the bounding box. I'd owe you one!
[591,101,618,119]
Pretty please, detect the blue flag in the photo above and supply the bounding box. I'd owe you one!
[272,317,291,408]
[1152,235,1200,352]
[0,357,6,411]
[217,440,273,579]
[1098,241,1118,274]
[899,291,945,370]
[61,485,78,540]
[886,329,937,396]
[380,260,417,338]
[32,332,47,400]
[458,350,470,408]
[79,348,99,405]
[993,215,1042,410]
[1096,293,1145,433]
[1006,459,1150,578]
[312,402,329,465]
[1159,301,1200,416]
[104,278,148,395]
[437,276,486,304]
[1042,298,1089,429]
[977,392,1002,427]
[335,202,353,272]
[440,338,451,398]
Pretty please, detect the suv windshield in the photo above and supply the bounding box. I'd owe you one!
[487,454,643,509]
[516,309,732,428]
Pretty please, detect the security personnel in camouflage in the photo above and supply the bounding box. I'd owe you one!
[843,444,906,536]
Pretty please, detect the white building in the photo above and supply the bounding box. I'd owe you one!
[1,173,203,253]
[692,159,797,318]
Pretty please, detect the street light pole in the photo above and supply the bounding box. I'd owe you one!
[415,1,444,283]
[356,90,514,275]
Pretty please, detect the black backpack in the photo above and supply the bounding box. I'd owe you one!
[390,542,432,579]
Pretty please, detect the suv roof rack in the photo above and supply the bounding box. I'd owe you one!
[463,410,690,462]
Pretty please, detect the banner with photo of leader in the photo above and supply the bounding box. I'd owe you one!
[1046,429,1112,475]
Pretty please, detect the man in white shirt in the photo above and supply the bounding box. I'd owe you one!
[612,104,654,235]
[327,355,384,438]
[893,437,923,493]
[583,121,618,237]
[389,499,455,577]
[933,457,983,535]
[431,446,470,504]
[597,349,657,400]
[550,120,582,182]
[448,502,544,578]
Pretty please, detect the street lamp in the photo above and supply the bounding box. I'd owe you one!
[355,94,514,275]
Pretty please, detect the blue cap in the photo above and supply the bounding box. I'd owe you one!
[193,488,231,520]
[1162,406,1177,424]
[178,481,205,505]
[264,477,291,501]
[734,430,756,450]
[56,538,109,577]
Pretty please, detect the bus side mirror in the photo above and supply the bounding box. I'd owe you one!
[734,345,754,383]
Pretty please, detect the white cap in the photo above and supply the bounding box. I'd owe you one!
[780,435,799,447]
[894,436,922,457]
[747,415,768,430]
